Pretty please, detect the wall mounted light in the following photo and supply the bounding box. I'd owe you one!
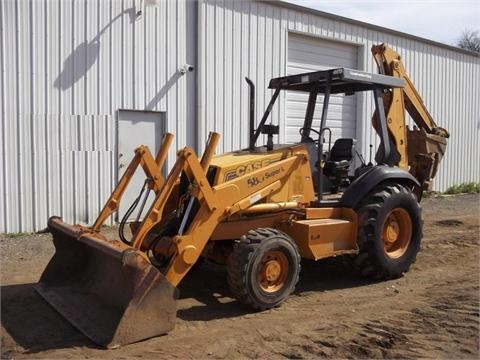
[179,64,195,75]
[137,0,161,17]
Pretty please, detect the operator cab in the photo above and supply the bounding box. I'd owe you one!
[246,67,404,203]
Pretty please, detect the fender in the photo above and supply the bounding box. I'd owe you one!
[342,165,420,208]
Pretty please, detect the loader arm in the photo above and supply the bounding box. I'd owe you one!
[92,133,174,231]
[371,43,449,189]
[132,142,310,287]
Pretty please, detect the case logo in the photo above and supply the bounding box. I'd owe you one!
[224,159,278,181]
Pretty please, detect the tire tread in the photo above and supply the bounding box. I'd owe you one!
[355,183,422,279]
[227,228,301,310]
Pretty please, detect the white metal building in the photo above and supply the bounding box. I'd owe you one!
[1,0,479,232]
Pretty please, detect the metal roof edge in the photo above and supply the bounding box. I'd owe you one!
[261,0,479,57]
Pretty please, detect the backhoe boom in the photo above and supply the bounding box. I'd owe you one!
[371,43,449,189]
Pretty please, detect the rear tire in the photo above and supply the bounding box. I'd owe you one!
[227,228,301,310]
[355,183,422,279]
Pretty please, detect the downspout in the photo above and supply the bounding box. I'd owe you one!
[196,0,205,153]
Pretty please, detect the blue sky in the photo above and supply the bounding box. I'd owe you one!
[285,0,480,46]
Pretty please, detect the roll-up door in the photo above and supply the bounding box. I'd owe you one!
[286,33,358,145]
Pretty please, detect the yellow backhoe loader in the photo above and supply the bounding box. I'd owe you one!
[36,44,448,348]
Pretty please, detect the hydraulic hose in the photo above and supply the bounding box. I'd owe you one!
[119,179,151,245]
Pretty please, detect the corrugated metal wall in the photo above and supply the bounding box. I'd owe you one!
[1,0,479,232]
[0,0,190,232]
[198,0,480,193]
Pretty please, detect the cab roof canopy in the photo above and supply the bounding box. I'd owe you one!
[268,67,405,93]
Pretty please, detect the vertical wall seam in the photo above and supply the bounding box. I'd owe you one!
[222,1,226,150]
[14,0,23,230]
[97,0,101,115]
[0,0,7,230]
[70,0,74,114]
[132,0,136,109]
[230,1,234,149]
[58,1,64,219]
[144,2,147,110]
[29,0,36,230]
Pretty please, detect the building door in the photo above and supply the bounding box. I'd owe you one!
[117,110,166,221]
[286,33,359,145]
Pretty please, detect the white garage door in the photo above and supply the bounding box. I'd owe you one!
[286,33,358,145]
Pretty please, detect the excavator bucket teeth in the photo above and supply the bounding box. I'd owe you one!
[35,217,177,349]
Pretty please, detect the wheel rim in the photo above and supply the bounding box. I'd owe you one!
[258,250,289,293]
[381,207,412,258]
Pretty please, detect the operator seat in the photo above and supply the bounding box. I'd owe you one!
[324,138,356,190]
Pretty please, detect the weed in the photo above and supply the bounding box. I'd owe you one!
[443,182,480,195]
[4,232,31,238]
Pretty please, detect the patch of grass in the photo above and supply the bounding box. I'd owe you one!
[422,182,479,199]
[443,182,480,195]
[4,232,31,238]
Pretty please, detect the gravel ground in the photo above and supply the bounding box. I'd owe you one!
[1,193,479,359]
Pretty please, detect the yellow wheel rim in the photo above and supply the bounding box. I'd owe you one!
[381,208,412,258]
[258,250,289,293]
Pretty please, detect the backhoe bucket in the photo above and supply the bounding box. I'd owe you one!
[407,127,448,184]
[35,217,177,348]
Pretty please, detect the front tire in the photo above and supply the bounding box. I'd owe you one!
[355,183,422,279]
[227,228,301,310]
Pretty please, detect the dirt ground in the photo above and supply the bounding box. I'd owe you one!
[1,194,479,359]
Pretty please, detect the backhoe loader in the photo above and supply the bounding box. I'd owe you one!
[36,44,448,348]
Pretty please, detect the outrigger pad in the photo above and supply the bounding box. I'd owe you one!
[35,217,178,348]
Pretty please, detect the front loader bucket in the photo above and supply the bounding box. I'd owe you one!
[35,217,177,348]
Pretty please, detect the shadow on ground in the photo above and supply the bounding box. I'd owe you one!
[176,256,375,321]
[1,283,97,354]
[296,257,376,293]
[1,256,373,353]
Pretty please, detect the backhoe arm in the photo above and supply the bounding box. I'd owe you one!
[371,43,449,191]
[372,44,449,137]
